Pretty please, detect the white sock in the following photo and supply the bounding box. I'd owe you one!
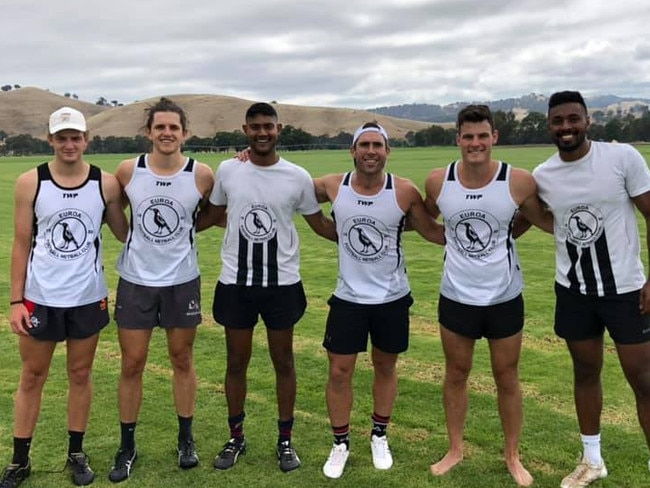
[581,433,602,465]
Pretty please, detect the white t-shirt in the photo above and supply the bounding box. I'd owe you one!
[210,157,320,286]
[533,141,650,296]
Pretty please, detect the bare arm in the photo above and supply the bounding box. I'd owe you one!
[396,177,444,245]
[510,168,553,237]
[102,172,129,242]
[197,202,227,231]
[10,171,37,335]
[424,168,445,219]
[313,173,343,204]
[303,211,337,242]
[633,191,650,314]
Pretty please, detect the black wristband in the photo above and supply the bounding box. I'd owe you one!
[10,300,23,306]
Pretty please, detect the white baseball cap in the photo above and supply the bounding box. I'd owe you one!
[49,107,87,134]
[352,123,389,146]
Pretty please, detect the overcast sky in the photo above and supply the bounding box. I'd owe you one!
[2,0,649,109]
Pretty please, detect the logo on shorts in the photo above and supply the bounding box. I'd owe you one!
[30,315,40,328]
[562,204,604,247]
[447,209,499,259]
[340,215,389,263]
[239,203,277,243]
[44,209,96,260]
[135,196,187,245]
[186,295,201,317]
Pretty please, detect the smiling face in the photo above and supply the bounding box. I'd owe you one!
[146,111,186,156]
[243,114,281,158]
[351,130,389,177]
[457,120,498,166]
[548,102,590,160]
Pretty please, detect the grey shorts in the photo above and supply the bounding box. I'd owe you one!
[323,293,413,355]
[438,293,524,340]
[23,298,109,342]
[114,277,202,329]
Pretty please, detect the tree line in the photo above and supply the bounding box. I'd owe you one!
[1,110,649,156]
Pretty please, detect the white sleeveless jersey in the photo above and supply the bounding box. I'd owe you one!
[117,155,202,286]
[210,157,321,287]
[332,172,410,304]
[25,163,108,307]
[533,141,650,296]
[437,161,522,306]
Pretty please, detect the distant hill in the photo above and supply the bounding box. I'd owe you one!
[368,93,650,123]
[0,87,432,141]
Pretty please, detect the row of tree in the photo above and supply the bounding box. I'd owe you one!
[2,110,649,156]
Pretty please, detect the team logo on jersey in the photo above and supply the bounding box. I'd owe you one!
[136,196,185,245]
[44,209,96,260]
[447,209,499,259]
[341,215,389,263]
[240,203,278,243]
[562,204,604,247]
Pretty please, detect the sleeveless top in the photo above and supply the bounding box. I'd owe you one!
[25,163,108,307]
[437,161,522,305]
[117,154,202,286]
[332,172,410,304]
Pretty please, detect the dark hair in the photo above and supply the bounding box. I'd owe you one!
[548,91,587,113]
[245,102,278,120]
[456,104,494,131]
[144,97,188,131]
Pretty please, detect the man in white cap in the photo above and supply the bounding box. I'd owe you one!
[1,107,127,488]
[313,122,444,479]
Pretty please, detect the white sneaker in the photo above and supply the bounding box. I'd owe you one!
[323,443,349,479]
[560,460,607,488]
[370,435,393,470]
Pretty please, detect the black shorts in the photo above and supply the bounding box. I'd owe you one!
[212,281,307,330]
[23,298,109,342]
[438,294,524,340]
[114,277,202,329]
[554,282,650,344]
[323,293,413,355]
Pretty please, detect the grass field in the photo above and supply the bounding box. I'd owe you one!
[1,145,650,487]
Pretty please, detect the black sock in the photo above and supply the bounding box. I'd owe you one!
[12,437,31,466]
[68,431,85,455]
[178,415,193,443]
[332,424,350,448]
[120,422,137,451]
[228,412,245,441]
[277,417,294,444]
[371,412,390,438]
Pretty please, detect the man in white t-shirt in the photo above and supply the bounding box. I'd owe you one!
[199,102,336,473]
[532,90,650,488]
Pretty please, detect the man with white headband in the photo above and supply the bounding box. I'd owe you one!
[314,121,444,479]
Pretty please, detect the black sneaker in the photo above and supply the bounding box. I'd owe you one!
[213,438,246,470]
[0,460,31,488]
[67,452,95,486]
[108,448,137,483]
[177,439,199,469]
[277,440,301,472]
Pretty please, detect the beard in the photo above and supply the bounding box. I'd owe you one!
[553,131,587,153]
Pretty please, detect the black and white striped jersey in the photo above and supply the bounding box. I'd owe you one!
[210,157,320,287]
[534,141,650,296]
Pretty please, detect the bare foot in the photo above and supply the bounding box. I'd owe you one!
[506,458,533,487]
[430,451,463,475]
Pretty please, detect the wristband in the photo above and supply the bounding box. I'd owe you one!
[10,300,23,306]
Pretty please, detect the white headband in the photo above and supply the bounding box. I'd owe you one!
[352,124,389,146]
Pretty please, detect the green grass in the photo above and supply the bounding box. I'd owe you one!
[0,146,649,487]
